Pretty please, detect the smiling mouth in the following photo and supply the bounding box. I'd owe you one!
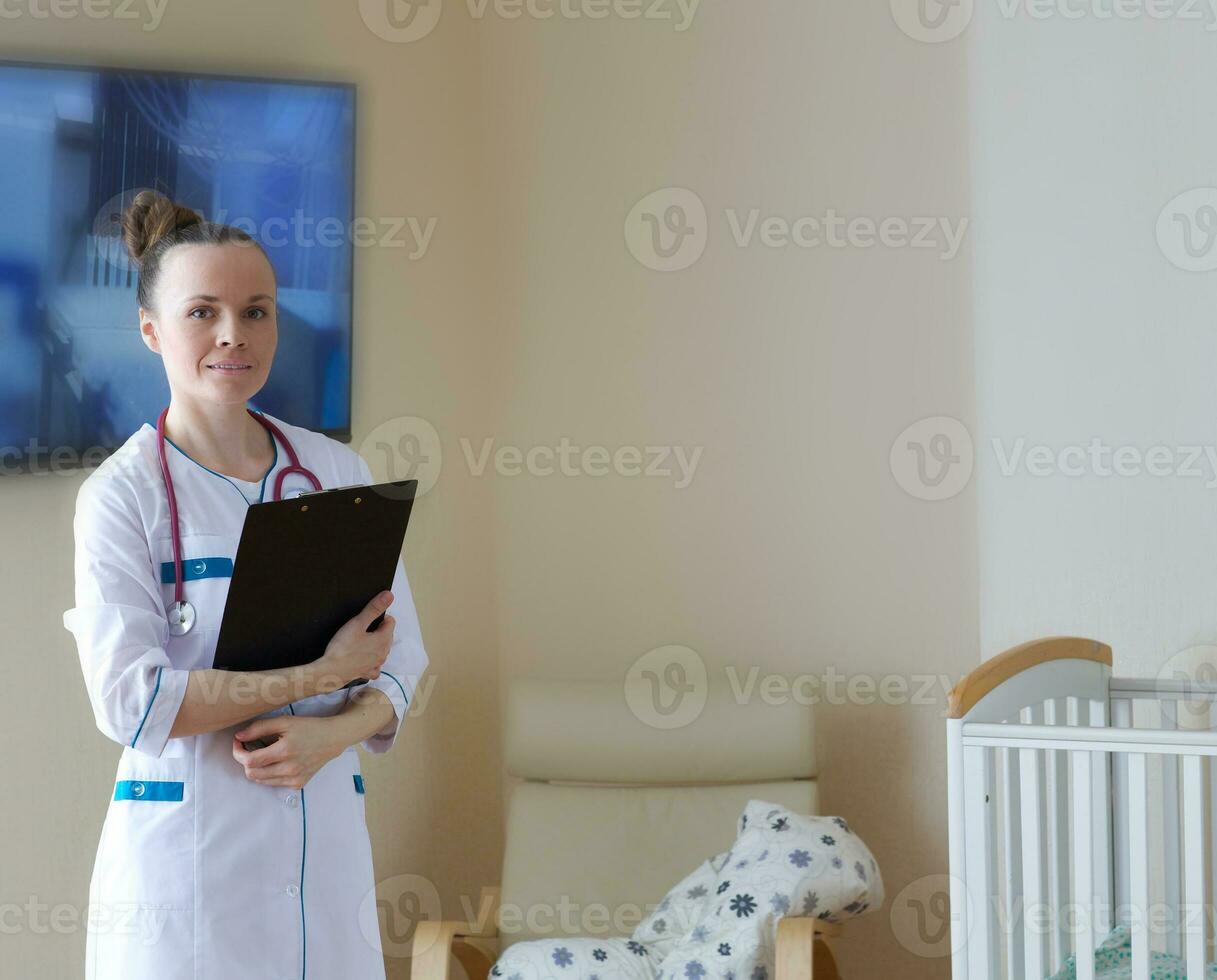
[208,364,253,373]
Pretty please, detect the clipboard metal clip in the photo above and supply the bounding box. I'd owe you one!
[295,483,365,498]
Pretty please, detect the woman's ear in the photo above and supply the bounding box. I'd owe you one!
[138,308,162,354]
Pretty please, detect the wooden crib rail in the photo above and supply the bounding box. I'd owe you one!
[948,636,1113,720]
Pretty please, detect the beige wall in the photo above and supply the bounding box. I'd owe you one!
[475,5,975,977]
[1,3,975,978]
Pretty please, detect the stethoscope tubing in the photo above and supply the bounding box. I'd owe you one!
[156,405,323,633]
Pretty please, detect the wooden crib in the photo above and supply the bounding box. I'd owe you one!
[947,636,1217,979]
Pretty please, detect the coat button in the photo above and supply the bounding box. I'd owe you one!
[285,794,298,807]
[131,781,145,798]
[286,883,300,897]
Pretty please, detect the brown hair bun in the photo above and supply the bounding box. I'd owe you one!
[121,190,203,266]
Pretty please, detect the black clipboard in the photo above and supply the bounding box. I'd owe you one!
[213,480,418,680]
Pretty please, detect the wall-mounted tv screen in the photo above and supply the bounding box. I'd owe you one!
[0,59,355,474]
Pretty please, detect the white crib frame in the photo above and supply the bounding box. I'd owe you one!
[947,636,1217,980]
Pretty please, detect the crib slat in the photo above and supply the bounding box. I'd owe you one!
[1129,753,1150,980]
[1045,699,1071,968]
[1112,698,1132,927]
[947,719,969,980]
[1089,698,1113,936]
[984,752,1000,979]
[1160,710,1181,957]
[1002,746,1025,979]
[1210,704,1217,964]
[1183,754,1206,979]
[1021,745,1048,977]
[963,745,995,977]
[1071,749,1096,980]
[1209,703,1217,965]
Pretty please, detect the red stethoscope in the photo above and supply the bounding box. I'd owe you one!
[156,405,322,636]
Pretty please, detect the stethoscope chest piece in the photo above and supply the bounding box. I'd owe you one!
[168,600,196,636]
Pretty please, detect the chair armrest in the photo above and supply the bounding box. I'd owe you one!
[947,636,1111,719]
[776,918,842,980]
[411,886,501,980]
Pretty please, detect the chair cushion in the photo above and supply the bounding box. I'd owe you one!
[650,800,884,980]
[631,851,731,963]
[491,937,659,980]
[719,800,883,924]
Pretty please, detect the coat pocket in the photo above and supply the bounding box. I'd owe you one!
[102,773,195,912]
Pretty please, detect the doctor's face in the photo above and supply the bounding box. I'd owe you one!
[140,243,278,407]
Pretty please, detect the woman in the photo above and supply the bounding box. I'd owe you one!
[61,190,429,979]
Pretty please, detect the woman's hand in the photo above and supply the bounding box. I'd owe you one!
[313,590,396,691]
[231,714,346,789]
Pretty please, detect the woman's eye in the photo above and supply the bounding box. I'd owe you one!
[188,307,212,319]
[246,308,267,320]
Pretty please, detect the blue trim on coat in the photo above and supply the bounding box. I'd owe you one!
[114,779,184,801]
[163,425,279,506]
[380,669,410,709]
[353,774,365,794]
[131,666,163,749]
[160,557,234,584]
[287,702,307,979]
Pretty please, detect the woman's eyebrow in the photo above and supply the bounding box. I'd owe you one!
[183,293,275,303]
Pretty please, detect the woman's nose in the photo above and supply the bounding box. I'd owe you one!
[217,321,249,346]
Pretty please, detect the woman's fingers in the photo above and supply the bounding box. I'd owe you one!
[233,736,290,768]
[248,761,295,780]
[243,762,324,788]
[233,716,289,742]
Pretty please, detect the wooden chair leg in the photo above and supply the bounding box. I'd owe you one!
[812,937,840,980]
[776,918,844,980]
[412,921,497,980]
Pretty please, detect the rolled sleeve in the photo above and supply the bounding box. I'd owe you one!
[62,478,189,758]
[353,452,429,754]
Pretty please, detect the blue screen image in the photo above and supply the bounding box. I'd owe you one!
[0,61,355,471]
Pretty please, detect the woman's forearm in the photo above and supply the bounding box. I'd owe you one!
[169,661,346,739]
[325,685,397,751]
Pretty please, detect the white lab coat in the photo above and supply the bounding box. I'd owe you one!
[62,411,430,980]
